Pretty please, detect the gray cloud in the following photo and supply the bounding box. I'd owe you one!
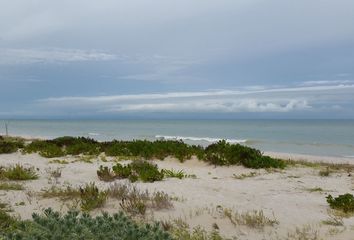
[0,48,116,64]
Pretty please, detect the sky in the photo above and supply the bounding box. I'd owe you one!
[0,0,354,119]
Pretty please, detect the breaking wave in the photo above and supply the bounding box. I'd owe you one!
[155,135,247,144]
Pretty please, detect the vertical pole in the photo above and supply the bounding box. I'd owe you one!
[5,122,8,136]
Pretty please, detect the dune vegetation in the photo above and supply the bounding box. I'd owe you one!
[1,136,286,169]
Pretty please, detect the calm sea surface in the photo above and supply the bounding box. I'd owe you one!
[1,120,354,158]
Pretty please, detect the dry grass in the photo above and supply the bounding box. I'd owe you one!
[285,225,321,240]
[223,208,278,228]
[233,171,258,179]
[0,182,24,191]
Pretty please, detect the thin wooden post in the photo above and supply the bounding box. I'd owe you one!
[5,122,8,136]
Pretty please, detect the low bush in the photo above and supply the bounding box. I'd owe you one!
[0,141,23,154]
[327,193,354,213]
[97,165,116,181]
[7,136,286,169]
[24,141,65,158]
[0,182,24,190]
[0,164,38,180]
[2,208,172,239]
[0,202,16,232]
[204,140,286,169]
[109,160,164,182]
[79,182,108,211]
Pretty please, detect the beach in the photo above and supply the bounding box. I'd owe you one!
[1,147,354,239]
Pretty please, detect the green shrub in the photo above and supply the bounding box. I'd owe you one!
[327,193,354,213]
[110,161,164,183]
[79,182,108,211]
[0,203,16,232]
[0,140,23,154]
[97,165,116,182]
[131,160,164,182]
[0,164,38,181]
[24,141,65,158]
[2,208,172,239]
[204,140,285,169]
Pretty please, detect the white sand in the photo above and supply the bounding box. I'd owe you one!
[1,152,354,239]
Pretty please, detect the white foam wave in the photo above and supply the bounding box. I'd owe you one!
[155,135,247,144]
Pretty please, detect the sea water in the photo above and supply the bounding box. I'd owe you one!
[1,119,354,158]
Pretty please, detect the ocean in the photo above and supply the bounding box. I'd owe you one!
[1,119,354,158]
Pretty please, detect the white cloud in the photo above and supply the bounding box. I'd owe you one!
[35,83,354,114]
[0,48,116,64]
[106,99,310,113]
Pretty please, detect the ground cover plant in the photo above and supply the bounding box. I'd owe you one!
[41,183,107,211]
[204,140,286,168]
[326,193,354,213]
[0,136,24,154]
[1,208,172,240]
[0,182,24,190]
[2,136,287,169]
[98,160,164,182]
[0,164,38,180]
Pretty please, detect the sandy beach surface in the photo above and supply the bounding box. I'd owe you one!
[1,151,354,239]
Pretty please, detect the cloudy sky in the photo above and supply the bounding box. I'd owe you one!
[1,0,354,119]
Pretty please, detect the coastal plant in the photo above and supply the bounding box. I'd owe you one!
[108,182,173,215]
[319,167,332,177]
[97,165,116,181]
[110,160,164,182]
[163,169,187,179]
[0,136,24,154]
[164,219,224,240]
[41,185,81,200]
[223,208,278,228]
[0,164,38,180]
[0,202,16,232]
[2,208,172,239]
[0,182,24,190]
[24,140,65,158]
[79,182,108,211]
[204,140,286,169]
[326,193,354,213]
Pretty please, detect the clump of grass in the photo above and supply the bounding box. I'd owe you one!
[48,159,69,164]
[163,219,224,240]
[41,185,81,200]
[109,182,173,216]
[97,165,116,181]
[0,182,24,190]
[322,213,344,226]
[0,164,38,180]
[79,182,108,211]
[163,169,187,179]
[223,208,278,228]
[319,167,332,177]
[41,183,107,211]
[326,193,354,213]
[285,225,320,240]
[233,172,258,179]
